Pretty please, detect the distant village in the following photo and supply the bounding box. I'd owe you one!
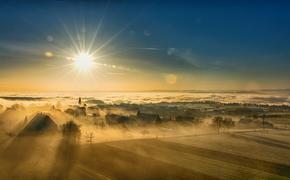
[1,97,290,140]
[60,97,290,129]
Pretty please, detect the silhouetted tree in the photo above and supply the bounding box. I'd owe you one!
[61,121,81,144]
[223,117,235,129]
[212,116,235,132]
[51,121,80,179]
[212,116,223,133]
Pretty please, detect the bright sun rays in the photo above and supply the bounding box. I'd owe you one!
[73,52,94,72]
[45,6,148,80]
[50,15,127,75]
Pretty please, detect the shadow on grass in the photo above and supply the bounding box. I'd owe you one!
[48,139,80,180]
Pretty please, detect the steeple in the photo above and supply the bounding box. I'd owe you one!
[78,97,82,105]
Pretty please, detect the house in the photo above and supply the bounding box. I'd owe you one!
[64,106,87,117]
[75,106,87,116]
[105,113,130,125]
[175,115,200,124]
[18,113,58,136]
[137,110,161,123]
[87,106,100,117]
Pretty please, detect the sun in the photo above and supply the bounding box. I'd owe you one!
[73,52,94,71]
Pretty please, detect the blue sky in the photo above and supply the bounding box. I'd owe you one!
[0,0,290,91]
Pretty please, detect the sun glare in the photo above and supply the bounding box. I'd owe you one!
[73,52,94,71]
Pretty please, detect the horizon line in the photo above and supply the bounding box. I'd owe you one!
[0,88,290,93]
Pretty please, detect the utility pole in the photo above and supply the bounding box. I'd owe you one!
[262,114,265,131]
[218,119,220,133]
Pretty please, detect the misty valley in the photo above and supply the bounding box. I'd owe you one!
[0,93,290,179]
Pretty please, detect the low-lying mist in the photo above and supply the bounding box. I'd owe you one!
[0,102,215,145]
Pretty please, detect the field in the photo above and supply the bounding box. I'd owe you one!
[0,129,289,180]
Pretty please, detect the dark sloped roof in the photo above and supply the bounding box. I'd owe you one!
[18,113,58,136]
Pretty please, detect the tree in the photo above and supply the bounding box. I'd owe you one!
[212,116,223,133]
[223,117,235,129]
[212,116,235,132]
[61,121,81,144]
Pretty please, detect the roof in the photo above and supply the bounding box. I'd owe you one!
[18,113,58,136]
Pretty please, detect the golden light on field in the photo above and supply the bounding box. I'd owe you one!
[73,52,94,71]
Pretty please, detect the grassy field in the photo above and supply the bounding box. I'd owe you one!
[0,129,289,179]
